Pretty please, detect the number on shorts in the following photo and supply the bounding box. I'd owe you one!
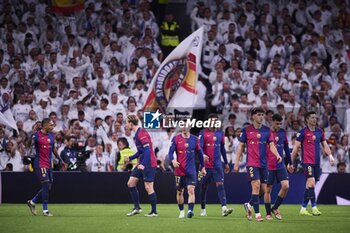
[175,176,181,186]
[249,167,254,178]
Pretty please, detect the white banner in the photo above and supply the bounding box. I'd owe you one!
[143,27,204,116]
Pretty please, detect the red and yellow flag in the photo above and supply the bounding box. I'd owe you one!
[51,0,84,14]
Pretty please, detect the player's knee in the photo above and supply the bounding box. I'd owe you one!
[188,188,195,196]
[144,184,154,194]
[265,186,272,194]
[252,181,260,191]
[282,183,289,191]
[215,182,224,187]
[177,189,184,195]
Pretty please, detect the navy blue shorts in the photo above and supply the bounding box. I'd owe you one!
[201,167,224,185]
[267,168,289,185]
[303,164,320,182]
[131,166,156,182]
[246,166,268,183]
[175,174,197,190]
[36,168,53,183]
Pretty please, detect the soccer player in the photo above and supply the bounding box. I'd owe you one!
[125,115,158,217]
[199,114,233,217]
[288,111,335,216]
[265,114,291,220]
[168,126,207,218]
[234,108,282,222]
[26,118,67,217]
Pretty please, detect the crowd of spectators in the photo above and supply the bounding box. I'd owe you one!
[0,0,349,173]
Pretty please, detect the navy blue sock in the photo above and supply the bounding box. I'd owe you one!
[249,197,253,206]
[129,187,140,209]
[148,192,157,213]
[200,185,208,209]
[272,196,284,210]
[32,189,42,203]
[42,182,49,211]
[216,184,227,206]
[188,203,194,212]
[178,204,184,211]
[302,189,309,208]
[265,203,271,215]
[308,188,316,207]
[252,194,260,214]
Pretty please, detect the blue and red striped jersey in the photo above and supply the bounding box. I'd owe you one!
[239,124,272,168]
[199,129,228,169]
[168,134,204,176]
[134,128,157,168]
[33,131,55,168]
[296,127,325,165]
[267,128,291,170]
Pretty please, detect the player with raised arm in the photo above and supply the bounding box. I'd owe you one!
[288,111,335,216]
[26,118,67,217]
[265,114,291,220]
[199,114,233,217]
[168,125,206,218]
[125,115,158,217]
[234,108,282,222]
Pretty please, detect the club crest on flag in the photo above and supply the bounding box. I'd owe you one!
[143,27,204,116]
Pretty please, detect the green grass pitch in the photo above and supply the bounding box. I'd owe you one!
[0,204,349,233]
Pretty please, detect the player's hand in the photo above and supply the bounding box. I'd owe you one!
[233,163,239,173]
[276,155,282,163]
[224,164,230,174]
[124,156,130,162]
[61,161,68,171]
[329,155,335,166]
[287,164,294,173]
[137,164,145,170]
[172,160,180,168]
[203,155,209,163]
[201,167,207,176]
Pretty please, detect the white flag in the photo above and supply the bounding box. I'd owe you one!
[0,104,19,133]
[143,27,204,116]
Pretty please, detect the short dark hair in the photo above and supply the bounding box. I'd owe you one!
[337,162,346,168]
[67,135,77,141]
[251,107,265,116]
[117,137,129,148]
[41,118,51,126]
[228,114,236,120]
[208,113,218,119]
[101,98,109,105]
[272,113,283,122]
[305,111,316,120]
[49,112,57,117]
